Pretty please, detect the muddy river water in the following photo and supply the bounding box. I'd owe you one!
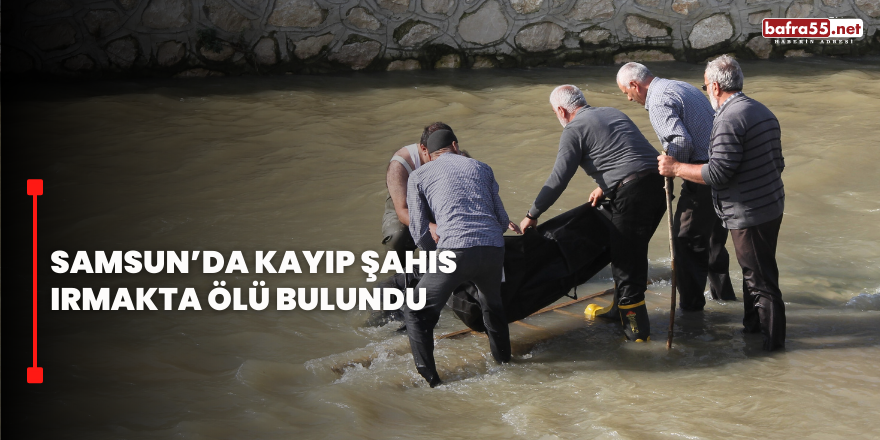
[7,57,880,439]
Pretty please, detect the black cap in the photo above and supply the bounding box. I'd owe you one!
[426,129,457,153]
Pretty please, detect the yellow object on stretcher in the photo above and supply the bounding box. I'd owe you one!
[584,302,612,318]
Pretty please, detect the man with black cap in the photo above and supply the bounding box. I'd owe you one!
[382,122,452,261]
[405,127,521,387]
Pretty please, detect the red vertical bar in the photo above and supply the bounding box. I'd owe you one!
[27,179,44,383]
[33,194,38,368]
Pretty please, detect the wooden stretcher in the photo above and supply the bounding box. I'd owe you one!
[316,287,640,376]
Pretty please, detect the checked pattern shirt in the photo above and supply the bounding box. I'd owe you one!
[644,77,715,164]
[407,153,509,251]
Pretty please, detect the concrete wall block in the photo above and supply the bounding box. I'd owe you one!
[854,0,880,17]
[688,13,734,48]
[458,0,511,45]
[6,0,880,76]
[141,0,192,29]
[27,0,75,17]
[267,0,327,28]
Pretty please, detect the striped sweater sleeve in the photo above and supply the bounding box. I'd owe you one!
[701,118,744,186]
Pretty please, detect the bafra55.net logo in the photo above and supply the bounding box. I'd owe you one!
[763,18,864,38]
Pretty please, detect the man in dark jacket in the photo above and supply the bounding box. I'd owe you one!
[658,55,786,350]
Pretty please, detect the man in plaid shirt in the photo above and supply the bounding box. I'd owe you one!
[405,128,521,387]
[617,62,736,311]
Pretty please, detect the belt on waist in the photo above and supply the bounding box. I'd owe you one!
[617,169,657,190]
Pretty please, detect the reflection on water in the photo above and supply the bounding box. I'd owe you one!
[10,57,880,439]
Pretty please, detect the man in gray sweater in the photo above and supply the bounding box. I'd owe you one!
[520,85,666,342]
[658,55,786,351]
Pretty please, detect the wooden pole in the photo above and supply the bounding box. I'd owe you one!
[664,153,678,350]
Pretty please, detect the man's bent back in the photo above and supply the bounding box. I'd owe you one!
[404,130,512,387]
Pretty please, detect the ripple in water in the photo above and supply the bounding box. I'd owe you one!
[845,287,880,311]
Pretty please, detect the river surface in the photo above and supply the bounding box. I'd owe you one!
[7,57,880,439]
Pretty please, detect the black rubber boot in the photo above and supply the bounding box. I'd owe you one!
[619,302,651,342]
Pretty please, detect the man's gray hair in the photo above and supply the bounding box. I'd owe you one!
[550,85,588,112]
[705,55,744,92]
[617,62,653,86]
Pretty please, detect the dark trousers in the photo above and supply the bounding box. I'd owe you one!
[404,246,510,386]
[673,181,736,310]
[605,172,667,306]
[730,215,785,351]
[382,195,416,258]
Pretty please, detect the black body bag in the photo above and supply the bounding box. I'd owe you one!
[449,203,611,332]
[369,203,612,331]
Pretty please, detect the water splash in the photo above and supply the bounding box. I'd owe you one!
[845,286,880,311]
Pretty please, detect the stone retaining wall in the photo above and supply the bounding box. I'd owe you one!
[4,0,880,77]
